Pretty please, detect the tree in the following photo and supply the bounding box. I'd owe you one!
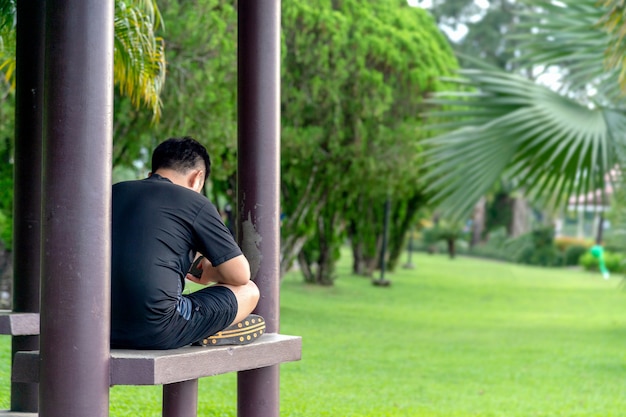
[421,0,626,224]
[0,0,167,252]
[112,0,239,217]
[0,0,166,118]
[280,0,458,284]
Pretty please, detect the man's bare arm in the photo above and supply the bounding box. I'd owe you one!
[186,255,251,286]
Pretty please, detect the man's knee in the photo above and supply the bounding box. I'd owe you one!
[243,280,260,306]
[225,280,260,325]
[225,280,259,309]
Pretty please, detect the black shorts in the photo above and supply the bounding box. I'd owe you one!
[167,285,238,349]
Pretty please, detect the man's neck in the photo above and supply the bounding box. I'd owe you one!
[152,168,188,188]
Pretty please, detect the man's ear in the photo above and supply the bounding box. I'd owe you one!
[188,169,205,193]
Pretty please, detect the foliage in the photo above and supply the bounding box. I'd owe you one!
[114,0,166,120]
[421,0,626,222]
[465,227,515,262]
[605,180,626,252]
[579,250,626,273]
[600,0,626,93]
[426,0,525,69]
[485,190,513,234]
[0,138,11,250]
[0,1,168,249]
[113,0,238,191]
[0,78,12,251]
[563,244,590,266]
[280,0,459,283]
[0,0,15,87]
[422,64,626,220]
[554,235,594,267]
[554,235,593,252]
[468,226,571,267]
[0,0,166,119]
[421,220,467,258]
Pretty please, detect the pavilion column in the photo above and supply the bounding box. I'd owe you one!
[39,0,114,416]
[237,1,281,417]
[11,0,45,412]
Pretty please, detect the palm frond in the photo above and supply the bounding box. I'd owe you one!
[0,0,165,119]
[600,0,626,94]
[422,69,626,220]
[514,0,620,100]
[0,0,15,87]
[114,0,165,120]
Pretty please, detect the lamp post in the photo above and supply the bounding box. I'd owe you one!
[403,228,415,269]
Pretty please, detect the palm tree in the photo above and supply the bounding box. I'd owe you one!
[422,0,626,221]
[0,0,165,119]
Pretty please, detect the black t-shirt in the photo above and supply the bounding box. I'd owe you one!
[111,174,242,348]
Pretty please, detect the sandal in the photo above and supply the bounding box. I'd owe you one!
[195,314,265,346]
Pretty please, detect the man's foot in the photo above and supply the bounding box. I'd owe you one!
[195,314,265,346]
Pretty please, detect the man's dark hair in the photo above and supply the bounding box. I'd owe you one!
[151,136,211,176]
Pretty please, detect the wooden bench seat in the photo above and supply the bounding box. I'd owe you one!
[0,312,39,336]
[12,333,302,386]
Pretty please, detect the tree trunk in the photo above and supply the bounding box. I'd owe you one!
[471,196,486,247]
[313,213,337,285]
[387,193,424,271]
[279,235,307,280]
[297,251,315,283]
[447,238,456,259]
[510,196,531,237]
[351,241,378,277]
[347,200,381,277]
[595,213,604,244]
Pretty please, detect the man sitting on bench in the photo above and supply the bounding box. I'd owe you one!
[111,136,264,349]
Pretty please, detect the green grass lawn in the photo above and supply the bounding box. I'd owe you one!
[2,252,626,416]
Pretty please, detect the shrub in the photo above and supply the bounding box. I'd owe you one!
[468,228,513,262]
[510,226,561,267]
[554,236,592,252]
[516,244,562,267]
[579,250,626,273]
[563,244,589,266]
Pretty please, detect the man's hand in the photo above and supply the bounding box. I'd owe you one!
[186,257,219,285]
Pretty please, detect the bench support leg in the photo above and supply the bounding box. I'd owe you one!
[162,379,198,417]
[238,366,279,417]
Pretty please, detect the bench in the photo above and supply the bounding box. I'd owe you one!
[11,333,301,417]
[2,310,301,416]
[0,311,39,416]
[0,312,39,336]
[13,333,302,385]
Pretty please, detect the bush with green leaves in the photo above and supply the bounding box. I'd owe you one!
[563,244,590,266]
[468,226,569,267]
[579,250,626,274]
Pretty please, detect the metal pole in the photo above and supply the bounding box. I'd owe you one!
[11,0,45,412]
[237,1,281,416]
[403,231,414,270]
[40,0,113,416]
[162,380,198,417]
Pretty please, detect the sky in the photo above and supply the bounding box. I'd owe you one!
[408,0,491,9]
[406,0,564,93]
[407,0,491,42]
